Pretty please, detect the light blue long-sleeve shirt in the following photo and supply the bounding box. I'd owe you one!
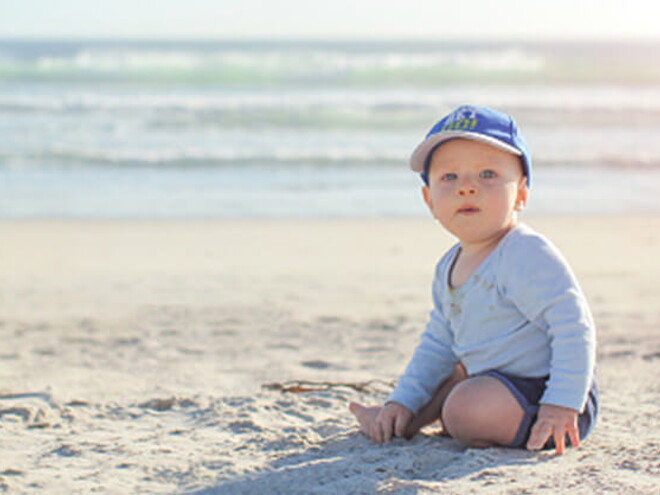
[388,223,596,414]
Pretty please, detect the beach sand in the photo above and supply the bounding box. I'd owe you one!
[0,216,658,494]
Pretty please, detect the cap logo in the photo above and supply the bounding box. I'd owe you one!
[440,107,478,132]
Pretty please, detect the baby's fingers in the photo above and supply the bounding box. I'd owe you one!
[375,413,394,444]
[380,421,393,444]
[527,421,552,451]
[568,425,581,449]
[394,412,410,438]
[553,429,566,455]
[372,420,384,444]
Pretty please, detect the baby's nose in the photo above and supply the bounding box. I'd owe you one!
[458,184,477,196]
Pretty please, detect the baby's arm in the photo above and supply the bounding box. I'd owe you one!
[500,234,595,453]
[387,259,458,416]
[527,403,580,454]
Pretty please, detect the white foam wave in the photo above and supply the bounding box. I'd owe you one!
[4,86,660,115]
[5,145,660,172]
[30,47,544,75]
[0,147,406,169]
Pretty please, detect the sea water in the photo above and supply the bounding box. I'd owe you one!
[1,39,660,218]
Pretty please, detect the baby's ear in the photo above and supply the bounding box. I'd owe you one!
[422,185,433,210]
[515,178,529,211]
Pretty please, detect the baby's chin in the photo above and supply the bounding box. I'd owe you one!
[449,221,518,246]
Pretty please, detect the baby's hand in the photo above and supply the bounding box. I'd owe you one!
[371,402,413,444]
[527,403,580,454]
[349,401,413,444]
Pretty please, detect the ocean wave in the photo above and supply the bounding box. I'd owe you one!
[0,43,545,85]
[0,148,406,169]
[3,148,660,171]
[31,47,543,73]
[3,40,660,86]
[5,87,660,131]
[0,92,431,129]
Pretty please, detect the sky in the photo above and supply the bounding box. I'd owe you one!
[0,0,659,40]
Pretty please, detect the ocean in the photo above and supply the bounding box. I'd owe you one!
[1,38,660,218]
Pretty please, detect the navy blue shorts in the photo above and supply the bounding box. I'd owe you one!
[477,370,600,449]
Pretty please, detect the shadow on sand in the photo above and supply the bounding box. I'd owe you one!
[188,428,548,495]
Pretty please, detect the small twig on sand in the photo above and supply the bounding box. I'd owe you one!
[262,379,394,394]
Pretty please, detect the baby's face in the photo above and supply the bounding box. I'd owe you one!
[422,138,528,246]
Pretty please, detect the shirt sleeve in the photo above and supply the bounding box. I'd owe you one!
[387,260,458,415]
[499,234,596,412]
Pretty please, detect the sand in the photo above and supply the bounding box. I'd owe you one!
[0,216,659,494]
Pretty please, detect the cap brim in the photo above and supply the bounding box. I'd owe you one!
[409,131,523,173]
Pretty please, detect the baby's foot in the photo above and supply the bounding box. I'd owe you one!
[348,402,381,436]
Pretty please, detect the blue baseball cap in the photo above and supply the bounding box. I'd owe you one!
[410,105,532,186]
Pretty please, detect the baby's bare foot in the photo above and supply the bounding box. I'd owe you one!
[348,402,381,436]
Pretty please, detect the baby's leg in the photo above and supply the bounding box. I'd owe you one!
[441,376,524,447]
[349,363,467,438]
[404,362,467,436]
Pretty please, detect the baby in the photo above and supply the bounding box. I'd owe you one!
[349,105,598,454]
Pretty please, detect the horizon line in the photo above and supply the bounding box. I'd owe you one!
[2,35,660,44]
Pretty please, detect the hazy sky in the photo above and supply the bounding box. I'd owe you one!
[1,0,658,40]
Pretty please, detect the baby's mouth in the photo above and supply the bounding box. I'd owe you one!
[457,206,481,214]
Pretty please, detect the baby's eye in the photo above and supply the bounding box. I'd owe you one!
[480,169,496,179]
[441,172,458,181]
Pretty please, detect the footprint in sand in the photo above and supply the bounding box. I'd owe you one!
[229,420,264,434]
[301,360,332,369]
